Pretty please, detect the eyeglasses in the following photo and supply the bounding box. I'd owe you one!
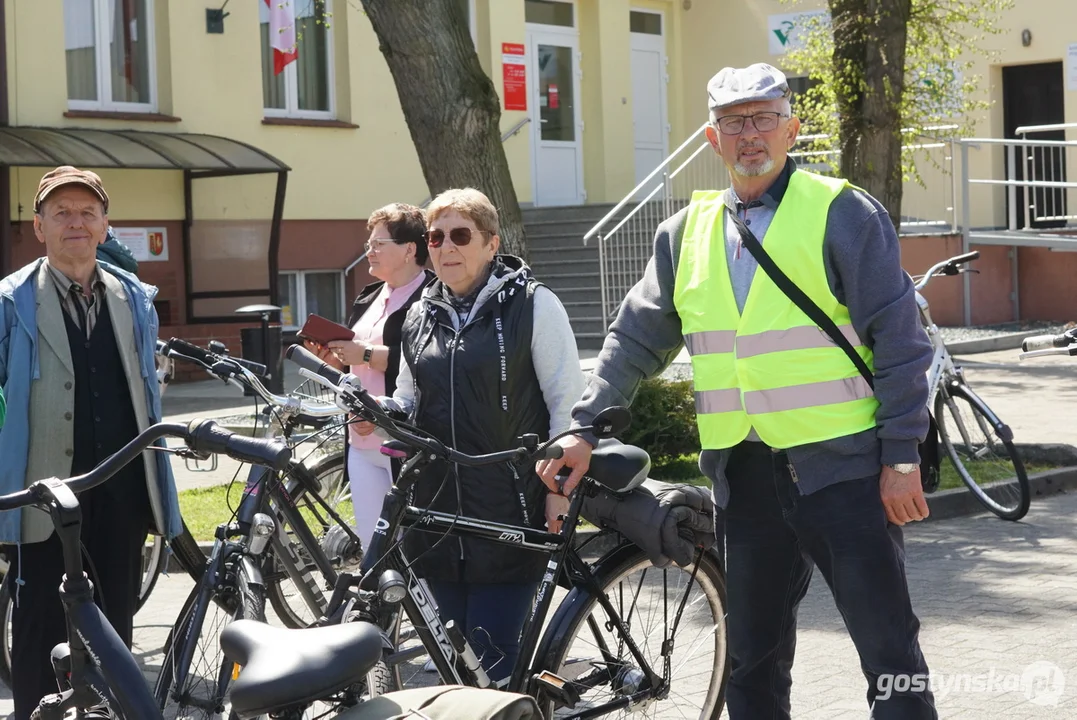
[364,238,406,253]
[713,112,789,135]
[424,227,486,249]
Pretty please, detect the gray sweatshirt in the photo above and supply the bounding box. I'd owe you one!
[571,159,934,507]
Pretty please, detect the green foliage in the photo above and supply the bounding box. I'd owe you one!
[779,0,1012,185]
[622,377,702,474]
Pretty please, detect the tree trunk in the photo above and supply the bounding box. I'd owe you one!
[829,0,911,230]
[359,0,528,259]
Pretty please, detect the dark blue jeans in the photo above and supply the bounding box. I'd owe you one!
[426,578,539,683]
[724,442,937,720]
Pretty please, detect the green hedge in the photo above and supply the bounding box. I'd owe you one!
[622,376,703,480]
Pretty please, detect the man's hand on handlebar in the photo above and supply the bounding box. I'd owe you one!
[537,435,594,496]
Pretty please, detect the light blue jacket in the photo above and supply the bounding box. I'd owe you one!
[0,258,182,543]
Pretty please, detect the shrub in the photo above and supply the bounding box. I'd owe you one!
[621,376,701,473]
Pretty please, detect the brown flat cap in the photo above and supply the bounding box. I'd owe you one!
[34,166,109,214]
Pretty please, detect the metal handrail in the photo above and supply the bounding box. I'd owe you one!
[583,123,709,244]
[501,116,532,142]
[344,251,368,276]
[1016,122,1077,135]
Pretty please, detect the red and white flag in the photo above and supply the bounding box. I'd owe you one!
[264,0,298,75]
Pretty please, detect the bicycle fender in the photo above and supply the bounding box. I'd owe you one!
[238,554,265,590]
[942,381,1014,442]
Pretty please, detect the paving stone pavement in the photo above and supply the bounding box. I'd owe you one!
[2,489,1076,719]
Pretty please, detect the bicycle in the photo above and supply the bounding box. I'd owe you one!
[915,250,1031,520]
[153,338,383,719]
[0,418,291,720]
[273,344,729,719]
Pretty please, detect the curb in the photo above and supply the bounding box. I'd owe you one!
[944,331,1036,355]
[921,466,1077,521]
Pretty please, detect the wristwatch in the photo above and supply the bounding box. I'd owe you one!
[887,463,918,475]
[362,345,373,364]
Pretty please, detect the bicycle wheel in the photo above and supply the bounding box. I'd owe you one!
[155,561,266,720]
[264,453,354,628]
[935,382,1031,521]
[0,574,10,688]
[137,535,167,613]
[169,519,209,581]
[538,545,728,719]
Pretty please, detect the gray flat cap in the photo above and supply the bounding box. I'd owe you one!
[707,63,791,112]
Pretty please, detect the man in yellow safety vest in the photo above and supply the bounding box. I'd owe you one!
[539,63,937,720]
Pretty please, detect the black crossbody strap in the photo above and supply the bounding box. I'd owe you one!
[727,209,875,390]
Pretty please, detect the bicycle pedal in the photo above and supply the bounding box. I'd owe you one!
[534,670,581,709]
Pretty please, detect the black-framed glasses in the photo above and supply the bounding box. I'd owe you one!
[713,112,789,135]
[364,237,407,253]
[425,227,486,249]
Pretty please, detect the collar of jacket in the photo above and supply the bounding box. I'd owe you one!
[425,254,535,328]
[722,156,798,213]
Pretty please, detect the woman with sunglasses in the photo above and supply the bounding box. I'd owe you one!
[365,187,585,683]
[305,203,434,551]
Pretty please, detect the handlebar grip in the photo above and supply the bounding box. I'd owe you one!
[1022,333,1070,352]
[166,337,215,365]
[534,444,564,462]
[285,343,346,387]
[186,419,292,471]
[950,251,980,265]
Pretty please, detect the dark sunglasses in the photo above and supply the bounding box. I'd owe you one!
[425,227,486,249]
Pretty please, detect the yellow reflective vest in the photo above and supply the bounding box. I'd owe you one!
[672,170,879,449]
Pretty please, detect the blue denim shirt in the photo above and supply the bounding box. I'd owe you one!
[0,258,182,543]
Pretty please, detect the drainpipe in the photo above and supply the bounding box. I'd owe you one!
[0,0,11,277]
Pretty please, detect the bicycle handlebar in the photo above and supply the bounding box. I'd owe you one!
[0,420,292,513]
[913,251,980,291]
[160,337,341,420]
[1018,328,1077,359]
[286,344,574,468]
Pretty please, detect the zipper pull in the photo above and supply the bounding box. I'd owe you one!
[787,462,799,483]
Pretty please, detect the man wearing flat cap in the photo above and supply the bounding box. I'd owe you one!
[0,166,182,718]
[540,63,937,718]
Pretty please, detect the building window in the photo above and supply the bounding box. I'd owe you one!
[64,0,157,111]
[261,0,334,119]
[279,270,345,330]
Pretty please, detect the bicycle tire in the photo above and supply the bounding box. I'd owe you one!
[264,452,351,628]
[535,543,728,719]
[154,559,267,720]
[168,519,209,581]
[136,535,166,613]
[0,574,10,689]
[935,382,1031,521]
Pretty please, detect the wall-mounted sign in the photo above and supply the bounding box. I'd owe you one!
[768,11,828,56]
[502,42,527,111]
[114,227,169,262]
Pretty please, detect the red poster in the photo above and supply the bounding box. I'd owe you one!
[548,83,559,109]
[501,42,527,111]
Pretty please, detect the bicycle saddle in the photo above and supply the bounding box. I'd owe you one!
[583,439,651,494]
[221,618,385,717]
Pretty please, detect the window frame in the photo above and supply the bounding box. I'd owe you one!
[279,269,347,331]
[261,0,337,121]
[66,0,159,113]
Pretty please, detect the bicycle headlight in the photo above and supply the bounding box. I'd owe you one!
[377,569,407,605]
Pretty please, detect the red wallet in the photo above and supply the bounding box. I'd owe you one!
[297,314,355,346]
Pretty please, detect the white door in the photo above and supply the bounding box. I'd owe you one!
[630,10,668,194]
[527,27,583,206]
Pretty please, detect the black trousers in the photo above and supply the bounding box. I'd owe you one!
[723,442,936,720]
[8,470,150,720]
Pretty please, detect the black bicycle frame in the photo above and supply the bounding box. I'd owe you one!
[345,476,668,714]
[31,480,162,720]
